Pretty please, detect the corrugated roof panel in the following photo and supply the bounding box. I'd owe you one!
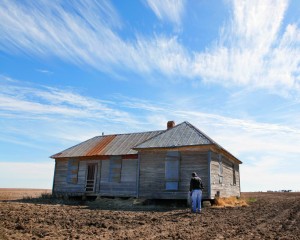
[134,122,213,149]
[128,132,145,153]
[105,134,132,155]
[134,131,162,150]
[86,135,116,156]
[150,131,165,147]
[170,124,185,146]
[174,124,188,146]
[129,132,149,153]
[70,137,102,156]
[186,129,197,145]
[122,133,140,154]
[51,130,164,158]
[163,125,177,147]
[116,133,136,154]
[52,136,102,158]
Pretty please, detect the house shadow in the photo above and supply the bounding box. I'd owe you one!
[1,194,87,207]
[2,194,191,212]
[86,197,190,212]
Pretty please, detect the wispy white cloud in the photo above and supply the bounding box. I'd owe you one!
[0,0,126,72]
[192,0,300,93]
[3,76,300,151]
[0,78,131,121]
[36,69,53,74]
[0,76,142,144]
[0,0,186,77]
[146,0,185,25]
[0,0,299,95]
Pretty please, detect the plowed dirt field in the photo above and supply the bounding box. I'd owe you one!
[0,189,299,239]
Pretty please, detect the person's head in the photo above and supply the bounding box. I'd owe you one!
[192,172,197,177]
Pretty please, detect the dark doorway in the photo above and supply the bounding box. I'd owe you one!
[85,164,97,192]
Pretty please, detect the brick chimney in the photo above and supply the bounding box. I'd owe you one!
[167,121,175,129]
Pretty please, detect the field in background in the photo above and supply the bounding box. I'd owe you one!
[0,188,51,200]
[0,190,299,239]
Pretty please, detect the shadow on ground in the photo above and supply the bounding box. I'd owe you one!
[1,194,191,212]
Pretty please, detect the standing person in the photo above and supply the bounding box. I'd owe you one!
[190,172,204,213]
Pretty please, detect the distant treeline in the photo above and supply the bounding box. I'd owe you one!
[267,190,292,192]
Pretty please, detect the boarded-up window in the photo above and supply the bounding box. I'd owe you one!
[67,159,79,184]
[109,156,122,182]
[233,164,236,185]
[165,151,180,190]
[218,155,223,184]
[120,159,137,182]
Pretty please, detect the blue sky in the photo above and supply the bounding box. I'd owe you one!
[0,0,300,191]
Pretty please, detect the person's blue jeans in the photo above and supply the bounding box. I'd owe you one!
[191,189,202,213]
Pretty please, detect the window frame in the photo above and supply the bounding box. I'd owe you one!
[165,151,180,191]
[66,158,79,184]
[109,156,122,183]
[218,154,223,184]
[232,163,236,185]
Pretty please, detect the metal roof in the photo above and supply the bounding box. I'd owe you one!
[51,130,163,158]
[51,121,241,164]
[134,121,215,149]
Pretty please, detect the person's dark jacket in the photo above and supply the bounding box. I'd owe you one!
[190,176,204,192]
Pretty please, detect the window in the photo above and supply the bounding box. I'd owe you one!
[233,164,236,185]
[109,156,122,182]
[218,155,223,184]
[165,151,180,190]
[67,159,79,184]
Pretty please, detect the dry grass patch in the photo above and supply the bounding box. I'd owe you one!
[0,188,51,201]
[213,196,249,207]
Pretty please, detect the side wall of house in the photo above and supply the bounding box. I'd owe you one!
[138,150,209,199]
[53,159,86,194]
[53,157,138,197]
[210,152,240,198]
[99,158,137,197]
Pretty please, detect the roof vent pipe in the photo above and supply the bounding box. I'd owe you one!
[102,132,104,136]
[167,121,175,129]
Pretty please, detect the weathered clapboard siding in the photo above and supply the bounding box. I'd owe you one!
[99,158,137,197]
[53,159,85,194]
[54,151,240,199]
[180,151,209,199]
[139,150,209,199]
[54,158,137,197]
[210,152,240,198]
[100,160,109,183]
[53,159,101,194]
[139,151,166,198]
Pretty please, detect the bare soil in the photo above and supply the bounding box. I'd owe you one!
[0,189,299,239]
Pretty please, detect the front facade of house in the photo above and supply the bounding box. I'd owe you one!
[51,121,242,199]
